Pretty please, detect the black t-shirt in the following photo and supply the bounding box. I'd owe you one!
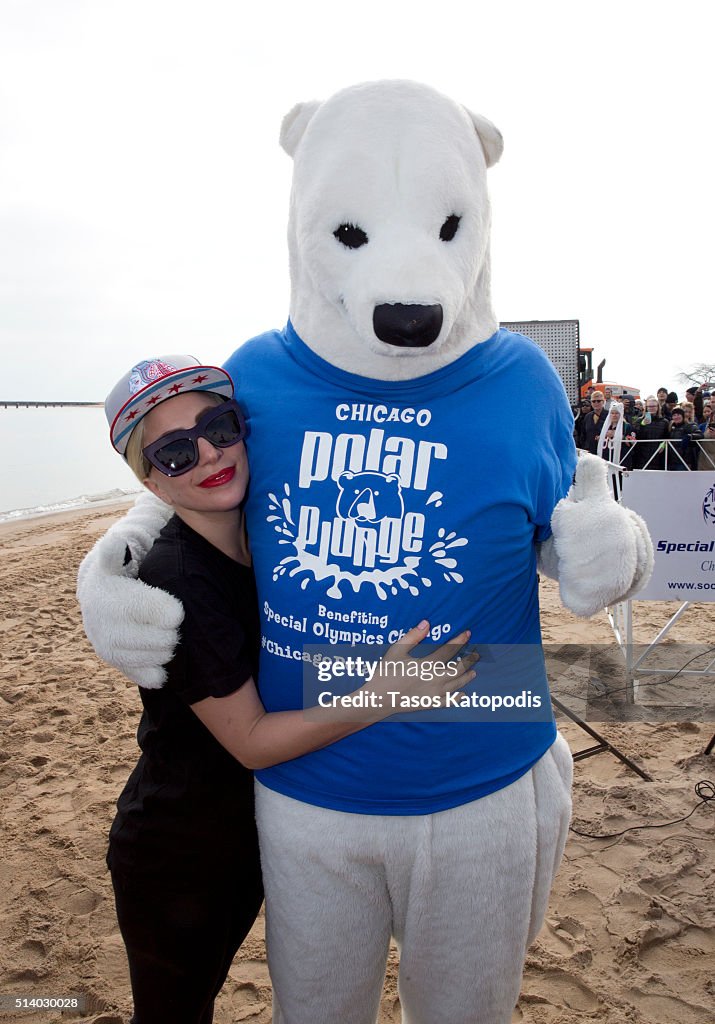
[107,515,261,880]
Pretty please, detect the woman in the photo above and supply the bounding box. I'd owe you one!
[101,355,476,1024]
[597,401,626,495]
[597,401,625,465]
[667,406,701,470]
[681,400,697,426]
[633,395,669,470]
[686,387,704,424]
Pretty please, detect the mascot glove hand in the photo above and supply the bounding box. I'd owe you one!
[549,453,654,617]
[76,492,183,688]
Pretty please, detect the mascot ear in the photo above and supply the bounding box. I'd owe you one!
[280,100,322,158]
[464,108,504,168]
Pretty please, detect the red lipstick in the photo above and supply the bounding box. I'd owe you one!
[199,467,235,488]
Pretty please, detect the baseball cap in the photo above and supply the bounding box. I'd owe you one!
[106,355,234,456]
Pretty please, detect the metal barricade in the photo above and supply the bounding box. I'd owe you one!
[610,436,715,472]
[600,446,715,709]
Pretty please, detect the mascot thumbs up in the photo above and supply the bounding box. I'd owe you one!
[78,80,652,1023]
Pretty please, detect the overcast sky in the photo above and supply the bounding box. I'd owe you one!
[1,0,712,401]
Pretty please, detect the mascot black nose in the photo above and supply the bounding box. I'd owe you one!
[373,303,443,348]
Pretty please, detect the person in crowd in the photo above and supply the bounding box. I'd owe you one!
[621,396,636,425]
[597,401,628,492]
[699,405,715,469]
[619,397,640,469]
[667,406,701,470]
[96,355,476,1024]
[698,398,713,430]
[684,387,702,421]
[633,395,669,469]
[573,398,593,448]
[657,387,669,415]
[603,386,614,410]
[681,401,698,428]
[664,392,679,420]
[598,401,625,463]
[580,391,608,454]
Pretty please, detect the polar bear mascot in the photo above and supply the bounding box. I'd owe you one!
[78,81,652,1023]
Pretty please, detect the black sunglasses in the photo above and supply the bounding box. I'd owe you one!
[143,399,247,477]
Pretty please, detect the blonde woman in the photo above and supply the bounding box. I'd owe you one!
[98,355,476,1024]
[634,395,669,470]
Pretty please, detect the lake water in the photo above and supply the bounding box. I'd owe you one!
[0,407,141,522]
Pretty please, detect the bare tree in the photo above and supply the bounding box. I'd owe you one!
[677,363,715,388]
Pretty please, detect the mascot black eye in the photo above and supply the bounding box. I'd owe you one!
[440,214,461,242]
[334,223,369,249]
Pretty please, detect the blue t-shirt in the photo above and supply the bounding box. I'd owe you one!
[224,322,576,813]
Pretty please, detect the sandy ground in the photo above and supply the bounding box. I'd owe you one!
[0,503,713,1023]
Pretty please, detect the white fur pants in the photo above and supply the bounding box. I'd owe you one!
[255,732,573,1024]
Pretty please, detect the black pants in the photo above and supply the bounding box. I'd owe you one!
[110,866,264,1024]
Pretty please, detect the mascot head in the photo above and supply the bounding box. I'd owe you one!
[280,80,503,379]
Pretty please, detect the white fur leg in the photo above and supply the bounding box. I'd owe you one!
[392,743,572,1024]
[526,731,573,946]
[255,784,390,1024]
[255,747,572,1024]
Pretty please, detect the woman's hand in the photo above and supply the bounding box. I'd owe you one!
[192,623,478,769]
[368,621,477,709]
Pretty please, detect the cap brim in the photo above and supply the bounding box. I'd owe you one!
[110,366,234,455]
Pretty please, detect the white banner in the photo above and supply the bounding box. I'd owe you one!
[620,470,715,601]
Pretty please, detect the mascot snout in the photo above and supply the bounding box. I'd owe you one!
[373,302,444,348]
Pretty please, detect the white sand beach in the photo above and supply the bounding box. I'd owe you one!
[0,504,713,1023]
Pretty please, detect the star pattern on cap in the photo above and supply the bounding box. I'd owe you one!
[168,383,184,394]
[192,374,209,383]
[146,394,162,405]
[125,409,140,422]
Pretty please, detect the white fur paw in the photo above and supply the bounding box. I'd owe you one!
[550,455,650,616]
[618,508,655,602]
[76,495,184,688]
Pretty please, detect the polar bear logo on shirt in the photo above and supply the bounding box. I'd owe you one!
[336,471,404,524]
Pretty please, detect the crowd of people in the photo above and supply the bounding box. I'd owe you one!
[574,385,715,471]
